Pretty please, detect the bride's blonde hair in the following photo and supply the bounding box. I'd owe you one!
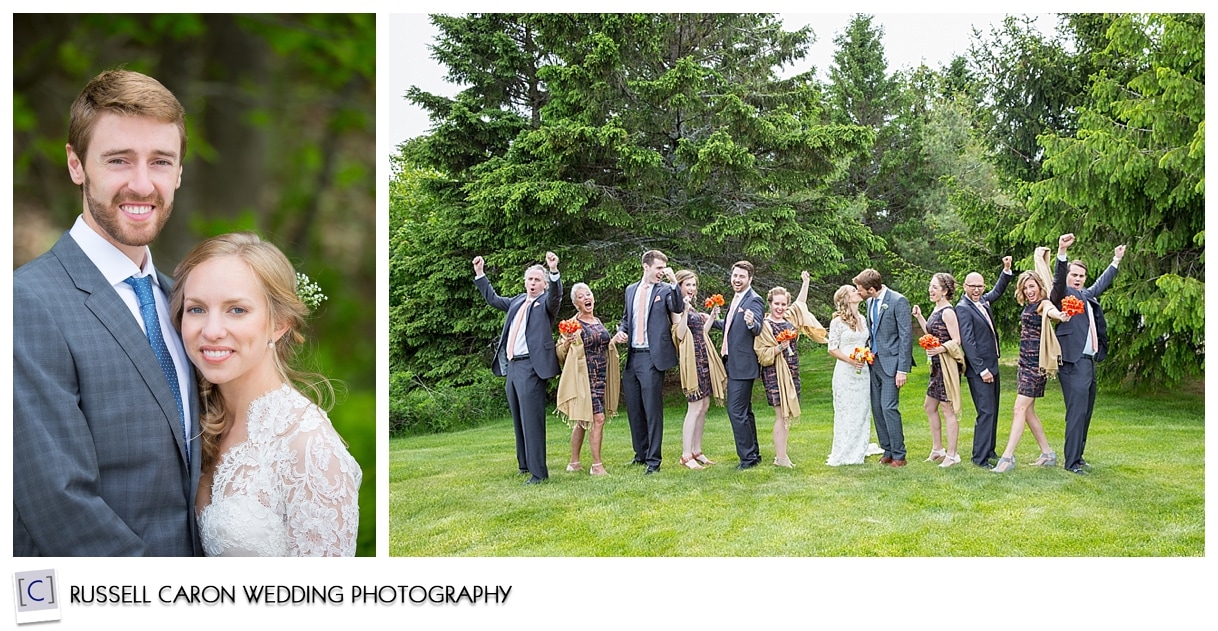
[833,285,862,332]
[169,232,334,471]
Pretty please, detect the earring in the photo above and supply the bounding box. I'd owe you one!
[268,340,276,349]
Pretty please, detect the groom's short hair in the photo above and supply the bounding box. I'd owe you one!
[732,260,754,278]
[68,68,188,163]
[853,268,882,291]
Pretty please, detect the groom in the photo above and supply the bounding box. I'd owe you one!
[13,69,201,555]
[854,269,913,466]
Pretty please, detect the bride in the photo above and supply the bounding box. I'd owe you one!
[825,285,872,466]
[171,233,361,556]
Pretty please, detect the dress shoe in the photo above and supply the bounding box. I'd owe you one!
[879,456,893,465]
[1068,466,1087,475]
[627,458,645,466]
[888,459,907,468]
[1080,458,1091,469]
[518,470,530,475]
[973,461,994,469]
[644,465,660,475]
[524,476,546,485]
[736,461,758,470]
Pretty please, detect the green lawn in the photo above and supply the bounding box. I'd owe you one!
[389,344,1204,556]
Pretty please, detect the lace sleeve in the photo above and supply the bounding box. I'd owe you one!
[827,317,844,351]
[281,408,362,557]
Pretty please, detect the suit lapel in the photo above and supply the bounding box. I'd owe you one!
[55,237,190,467]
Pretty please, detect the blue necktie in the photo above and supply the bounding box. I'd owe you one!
[125,275,187,462]
[870,298,879,337]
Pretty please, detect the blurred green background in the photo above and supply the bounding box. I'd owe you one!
[12,14,376,556]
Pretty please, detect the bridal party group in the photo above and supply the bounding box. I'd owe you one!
[474,232,1125,485]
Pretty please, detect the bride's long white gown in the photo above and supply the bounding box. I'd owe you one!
[826,316,873,466]
[199,384,362,556]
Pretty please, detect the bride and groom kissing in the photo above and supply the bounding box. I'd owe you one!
[13,69,360,557]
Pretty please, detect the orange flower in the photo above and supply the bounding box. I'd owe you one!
[849,347,875,364]
[918,334,941,350]
[703,293,725,309]
[1061,295,1085,317]
[558,319,581,335]
[775,329,798,343]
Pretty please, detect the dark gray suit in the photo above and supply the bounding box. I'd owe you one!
[13,234,201,556]
[618,280,683,467]
[476,272,561,480]
[713,288,766,466]
[956,269,1013,466]
[1050,257,1118,470]
[867,287,913,461]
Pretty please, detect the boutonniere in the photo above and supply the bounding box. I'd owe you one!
[880,303,889,312]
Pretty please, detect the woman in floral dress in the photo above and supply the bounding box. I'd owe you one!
[911,273,963,467]
[556,283,618,476]
[671,270,725,470]
[993,267,1069,473]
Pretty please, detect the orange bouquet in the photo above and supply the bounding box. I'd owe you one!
[775,328,798,355]
[1061,295,1085,317]
[558,319,581,337]
[849,347,875,375]
[918,334,941,350]
[704,293,726,309]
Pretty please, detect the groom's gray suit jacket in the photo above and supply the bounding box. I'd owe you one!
[13,233,202,556]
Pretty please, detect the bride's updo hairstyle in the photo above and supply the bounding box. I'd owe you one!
[833,285,861,332]
[170,232,333,471]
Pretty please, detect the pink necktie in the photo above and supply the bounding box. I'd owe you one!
[634,284,650,346]
[721,295,739,356]
[506,298,532,359]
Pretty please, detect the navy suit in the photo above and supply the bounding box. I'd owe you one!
[713,288,766,466]
[618,280,683,467]
[1050,256,1118,470]
[476,272,561,480]
[955,269,1013,466]
[866,287,913,461]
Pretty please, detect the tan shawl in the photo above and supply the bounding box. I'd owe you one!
[673,313,727,405]
[555,329,620,429]
[752,301,828,424]
[938,339,966,415]
[1036,300,1063,379]
[1032,247,1063,379]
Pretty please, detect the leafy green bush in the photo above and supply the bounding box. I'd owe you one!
[390,368,508,436]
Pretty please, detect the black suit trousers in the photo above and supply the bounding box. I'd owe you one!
[1058,356,1097,470]
[726,377,761,466]
[506,357,549,479]
[965,371,1001,466]
[623,350,665,467]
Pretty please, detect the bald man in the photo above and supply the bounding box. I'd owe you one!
[955,257,1013,468]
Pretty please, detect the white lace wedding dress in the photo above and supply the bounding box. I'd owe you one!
[826,316,872,466]
[199,384,362,556]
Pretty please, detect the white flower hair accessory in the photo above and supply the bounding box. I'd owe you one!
[296,272,328,310]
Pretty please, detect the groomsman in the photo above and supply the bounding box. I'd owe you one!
[1050,234,1124,474]
[613,250,683,474]
[474,252,562,484]
[955,257,1014,468]
[854,269,913,466]
[714,261,766,469]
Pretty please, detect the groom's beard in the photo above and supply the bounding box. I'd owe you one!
[84,174,173,247]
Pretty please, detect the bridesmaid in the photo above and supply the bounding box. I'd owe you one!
[994,255,1070,473]
[671,270,726,469]
[756,271,822,468]
[911,273,964,467]
[556,283,619,476]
